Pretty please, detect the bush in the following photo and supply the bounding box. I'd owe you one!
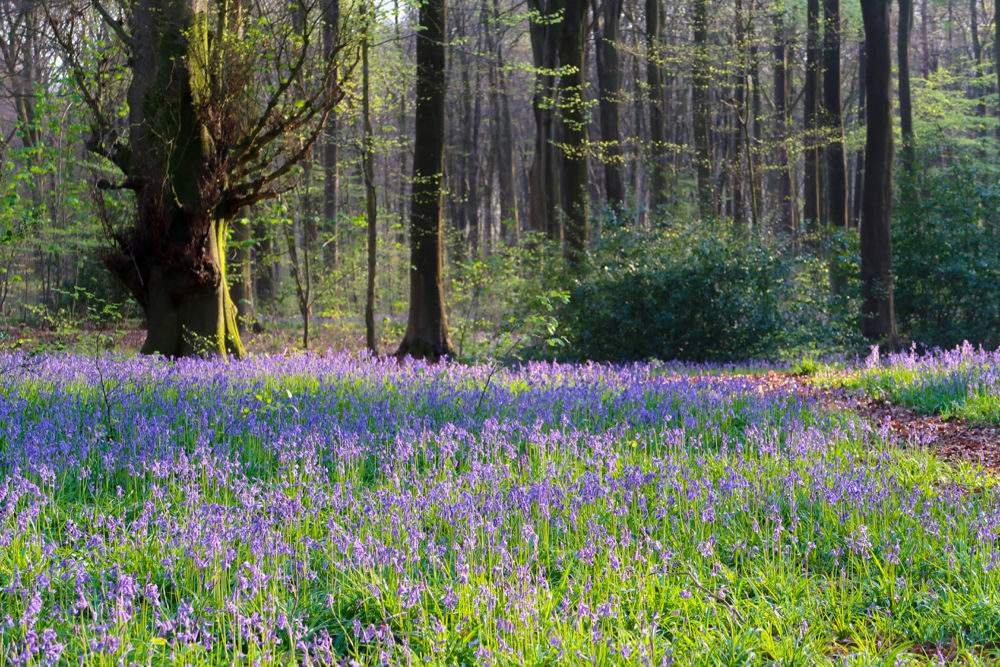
[894,154,1000,349]
[562,220,856,362]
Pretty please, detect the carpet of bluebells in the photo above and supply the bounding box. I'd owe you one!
[839,342,1000,425]
[2,352,1000,665]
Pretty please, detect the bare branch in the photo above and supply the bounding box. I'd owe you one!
[91,0,133,50]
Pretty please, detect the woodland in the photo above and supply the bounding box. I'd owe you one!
[10,3,1000,665]
[0,0,998,360]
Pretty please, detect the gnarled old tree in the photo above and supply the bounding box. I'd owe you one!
[47,0,350,357]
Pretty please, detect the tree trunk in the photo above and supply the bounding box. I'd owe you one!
[558,0,588,266]
[322,0,341,268]
[691,0,712,219]
[851,39,866,229]
[646,0,666,214]
[229,212,254,331]
[898,0,914,167]
[822,0,847,232]
[803,0,821,230]
[860,0,898,342]
[594,0,625,213]
[971,0,985,118]
[253,219,274,312]
[528,0,561,239]
[362,7,377,354]
[489,0,519,240]
[772,12,794,236]
[103,0,244,357]
[397,0,453,361]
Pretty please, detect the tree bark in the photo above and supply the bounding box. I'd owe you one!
[691,0,712,219]
[229,212,254,331]
[488,0,519,240]
[646,0,666,214]
[104,0,244,357]
[772,11,794,236]
[322,0,341,268]
[593,0,625,213]
[898,0,914,167]
[851,39,866,229]
[822,0,847,232]
[397,0,454,361]
[362,8,377,354]
[558,0,588,266]
[528,0,561,239]
[860,0,898,342]
[803,0,821,230]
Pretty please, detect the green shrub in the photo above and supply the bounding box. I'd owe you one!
[562,220,857,362]
[894,153,1000,349]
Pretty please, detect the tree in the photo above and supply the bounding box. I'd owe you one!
[898,0,914,166]
[772,9,794,236]
[803,0,821,230]
[859,0,898,342]
[396,0,453,361]
[646,0,666,213]
[361,1,377,354]
[557,0,588,265]
[49,0,349,357]
[691,0,712,219]
[592,0,624,214]
[322,0,341,267]
[822,0,847,232]
[527,0,561,239]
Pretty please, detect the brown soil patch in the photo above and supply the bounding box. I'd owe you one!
[749,371,1000,470]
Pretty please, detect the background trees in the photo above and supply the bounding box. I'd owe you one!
[1,0,998,359]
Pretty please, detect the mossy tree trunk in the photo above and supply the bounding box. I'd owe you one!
[104,0,244,357]
[52,0,347,357]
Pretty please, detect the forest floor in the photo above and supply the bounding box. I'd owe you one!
[748,371,1000,471]
[7,322,998,472]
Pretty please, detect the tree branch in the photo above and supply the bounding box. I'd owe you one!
[91,0,133,50]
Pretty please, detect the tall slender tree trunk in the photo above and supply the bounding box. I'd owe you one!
[860,0,898,342]
[397,0,453,361]
[646,0,666,214]
[971,0,985,118]
[773,11,794,236]
[822,0,847,232]
[528,1,561,239]
[229,212,254,331]
[322,0,341,268]
[804,0,822,231]
[253,220,274,312]
[851,39,866,229]
[488,0,519,239]
[593,0,625,213]
[558,0,589,266]
[691,0,712,219]
[898,0,914,167]
[922,0,931,75]
[362,6,377,354]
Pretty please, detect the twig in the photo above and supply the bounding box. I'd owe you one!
[670,560,746,626]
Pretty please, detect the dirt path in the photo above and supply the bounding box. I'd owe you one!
[749,371,1000,470]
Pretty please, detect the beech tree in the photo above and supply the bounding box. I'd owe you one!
[49,0,351,357]
[396,0,453,361]
[859,0,898,342]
